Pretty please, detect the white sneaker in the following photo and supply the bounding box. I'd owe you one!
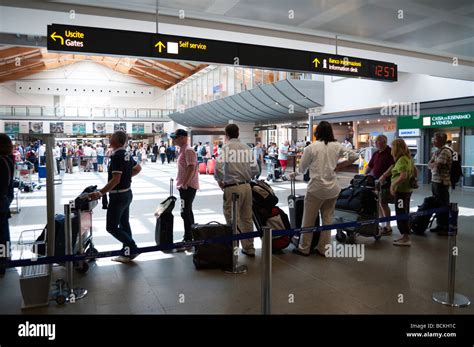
[112,255,132,263]
[393,239,411,246]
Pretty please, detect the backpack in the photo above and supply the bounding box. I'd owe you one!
[250,180,279,209]
[411,196,438,234]
[446,147,463,189]
[201,146,207,156]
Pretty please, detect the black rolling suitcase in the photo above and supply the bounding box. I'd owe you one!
[191,222,233,270]
[155,179,177,246]
[288,178,320,249]
[151,154,157,163]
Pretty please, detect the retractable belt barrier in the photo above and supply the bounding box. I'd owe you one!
[1,206,450,269]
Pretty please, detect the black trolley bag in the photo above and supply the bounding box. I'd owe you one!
[288,178,320,249]
[411,196,439,235]
[191,221,233,270]
[155,178,177,246]
[334,174,380,243]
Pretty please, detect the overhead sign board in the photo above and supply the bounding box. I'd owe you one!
[399,128,421,137]
[47,24,397,82]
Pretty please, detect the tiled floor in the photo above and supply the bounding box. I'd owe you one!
[1,163,473,314]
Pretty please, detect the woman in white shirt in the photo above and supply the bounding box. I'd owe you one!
[291,121,358,256]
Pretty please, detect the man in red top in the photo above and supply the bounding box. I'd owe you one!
[365,135,395,236]
[171,129,200,246]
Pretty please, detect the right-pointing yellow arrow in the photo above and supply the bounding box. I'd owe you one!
[50,32,64,45]
[155,41,166,53]
[313,58,320,68]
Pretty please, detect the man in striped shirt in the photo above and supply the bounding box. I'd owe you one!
[428,132,452,235]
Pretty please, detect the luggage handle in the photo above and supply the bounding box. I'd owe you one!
[170,178,174,196]
[290,177,295,196]
[205,221,223,225]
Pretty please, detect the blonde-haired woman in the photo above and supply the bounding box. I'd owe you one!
[389,139,416,246]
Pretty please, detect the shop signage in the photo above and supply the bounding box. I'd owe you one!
[399,128,420,137]
[47,24,397,82]
[254,125,277,131]
[397,111,474,129]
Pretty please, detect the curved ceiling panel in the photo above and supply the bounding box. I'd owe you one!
[169,79,324,127]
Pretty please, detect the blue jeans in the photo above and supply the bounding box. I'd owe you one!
[106,190,137,251]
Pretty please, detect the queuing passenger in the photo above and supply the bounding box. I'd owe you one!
[428,132,452,235]
[140,145,147,165]
[291,121,358,256]
[267,142,277,158]
[390,139,417,246]
[66,144,74,174]
[278,140,290,178]
[171,129,199,249]
[89,131,142,263]
[253,142,264,179]
[215,124,259,257]
[204,142,211,164]
[83,144,92,172]
[159,143,167,164]
[342,137,353,150]
[165,145,172,164]
[365,135,395,236]
[0,134,14,276]
[91,146,98,172]
[96,143,105,172]
[38,143,46,166]
[152,143,159,163]
[54,143,62,175]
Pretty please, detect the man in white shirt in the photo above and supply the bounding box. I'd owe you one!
[38,144,46,166]
[215,124,259,257]
[54,144,62,175]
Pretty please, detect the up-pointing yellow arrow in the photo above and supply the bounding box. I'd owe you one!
[50,32,64,45]
[313,58,320,68]
[155,41,166,53]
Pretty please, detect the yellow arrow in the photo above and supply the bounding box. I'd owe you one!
[50,32,64,45]
[313,58,320,68]
[155,41,166,53]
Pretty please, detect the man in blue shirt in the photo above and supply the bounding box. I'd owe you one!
[89,131,142,263]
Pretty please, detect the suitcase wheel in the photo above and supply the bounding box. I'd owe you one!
[75,261,89,274]
[336,229,346,243]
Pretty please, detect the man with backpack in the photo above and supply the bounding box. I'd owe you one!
[428,132,452,235]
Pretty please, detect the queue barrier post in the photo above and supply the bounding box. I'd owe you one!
[261,226,272,315]
[432,203,470,307]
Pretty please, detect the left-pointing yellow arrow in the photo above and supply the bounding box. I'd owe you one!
[313,58,320,68]
[50,32,64,45]
[155,41,166,53]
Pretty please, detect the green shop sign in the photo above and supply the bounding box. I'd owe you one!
[397,111,474,129]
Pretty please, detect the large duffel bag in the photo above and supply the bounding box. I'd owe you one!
[411,196,438,235]
[336,186,377,215]
[251,180,278,210]
[191,221,232,270]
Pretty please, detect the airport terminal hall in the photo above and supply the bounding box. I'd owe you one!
[0,0,473,345]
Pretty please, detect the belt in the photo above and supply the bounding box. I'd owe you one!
[223,181,250,189]
[109,187,131,194]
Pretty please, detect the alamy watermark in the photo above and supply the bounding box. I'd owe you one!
[324,242,365,262]
[380,99,420,118]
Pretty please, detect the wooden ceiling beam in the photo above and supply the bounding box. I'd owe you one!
[0,66,46,82]
[154,60,192,75]
[0,47,40,60]
[134,60,179,84]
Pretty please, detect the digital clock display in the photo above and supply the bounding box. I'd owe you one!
[370,62,397,81]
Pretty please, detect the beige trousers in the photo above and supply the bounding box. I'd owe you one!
[223,184,254,250]
[298,193,338,254]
